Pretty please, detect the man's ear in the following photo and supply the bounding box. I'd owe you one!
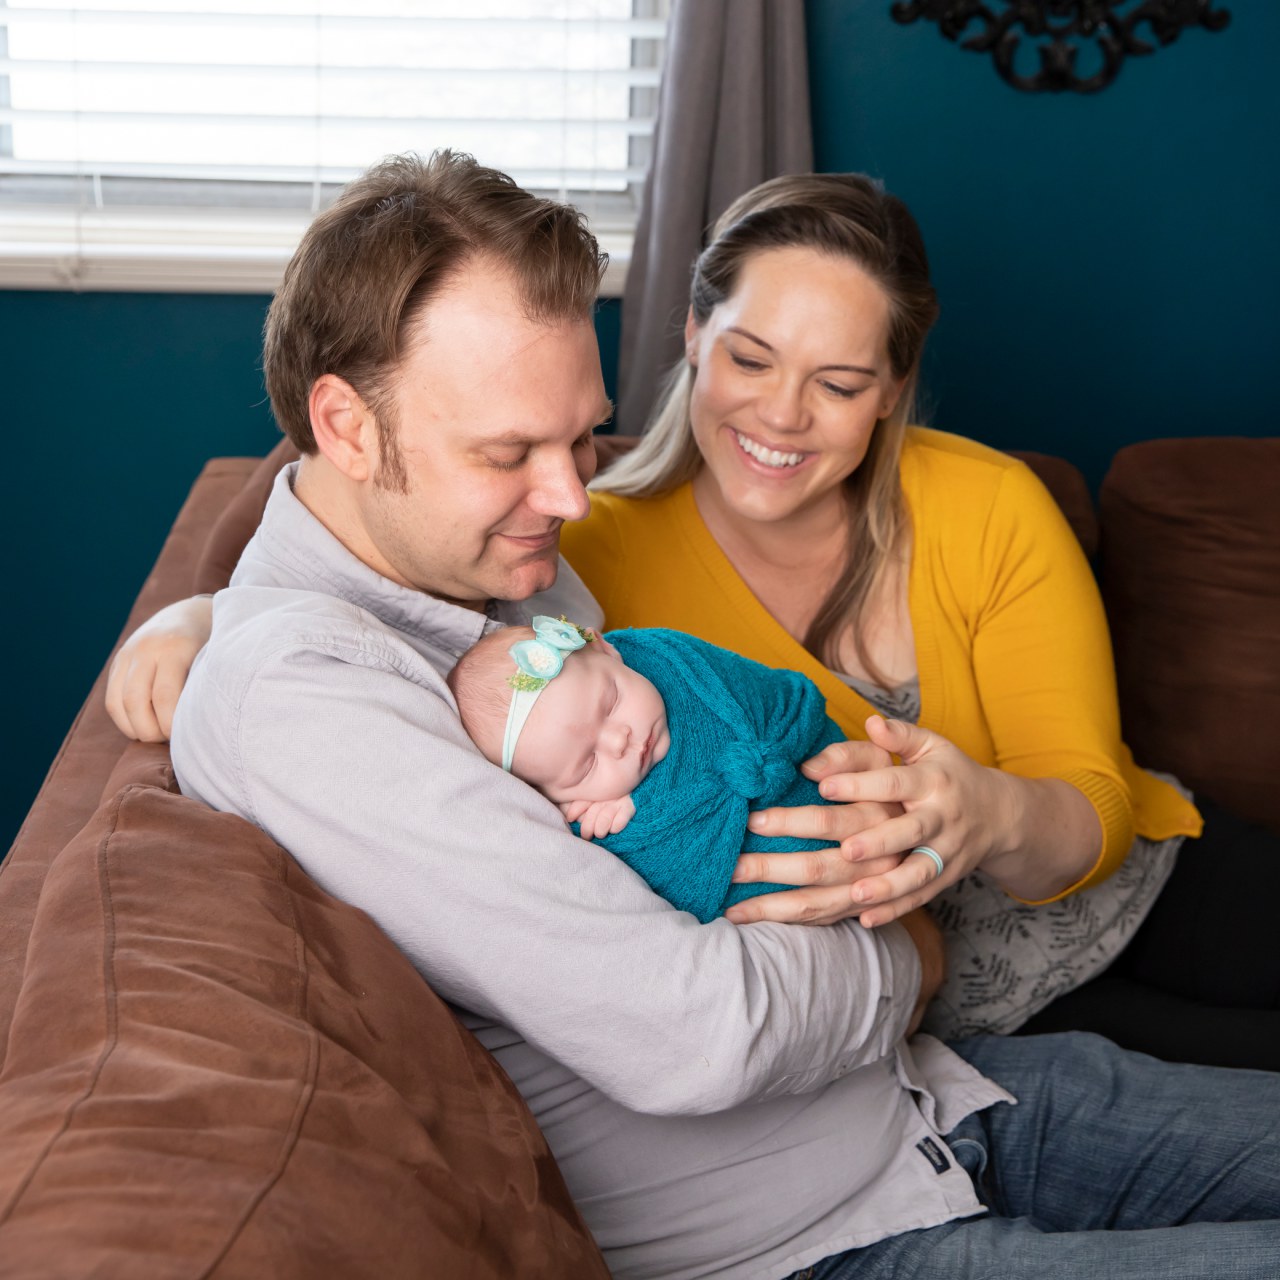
[309,374,377,481]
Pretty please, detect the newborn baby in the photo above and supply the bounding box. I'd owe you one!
[447,616,842,923]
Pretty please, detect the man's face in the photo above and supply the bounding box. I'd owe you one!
[353,256,611,609]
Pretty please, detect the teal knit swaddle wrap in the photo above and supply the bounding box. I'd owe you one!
[572,628,844,924]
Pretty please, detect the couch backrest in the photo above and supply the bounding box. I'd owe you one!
[1100,437,1280,833]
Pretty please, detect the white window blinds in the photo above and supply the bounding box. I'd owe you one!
[0,0,666,291]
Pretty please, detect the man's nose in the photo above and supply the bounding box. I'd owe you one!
[528,451,591,521]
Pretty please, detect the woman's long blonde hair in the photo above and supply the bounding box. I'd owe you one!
[595,173,939,683]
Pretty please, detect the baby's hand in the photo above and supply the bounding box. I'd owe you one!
[559,796,636,840]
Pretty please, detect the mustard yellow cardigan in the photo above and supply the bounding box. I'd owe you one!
[563,427,1201,901]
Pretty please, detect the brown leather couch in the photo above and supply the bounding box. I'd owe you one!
[2,435,1277,1277]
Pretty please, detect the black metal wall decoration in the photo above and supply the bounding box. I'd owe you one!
[890,1,1232,94]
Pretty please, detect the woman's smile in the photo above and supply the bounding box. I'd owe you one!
[731,428,811,471]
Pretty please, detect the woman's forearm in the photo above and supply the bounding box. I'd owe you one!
[982,773,1102,904]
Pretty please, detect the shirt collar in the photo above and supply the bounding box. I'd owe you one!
[241,461,519,659]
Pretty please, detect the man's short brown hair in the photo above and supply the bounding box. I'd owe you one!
[263,150,607,458]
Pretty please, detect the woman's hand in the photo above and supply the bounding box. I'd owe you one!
[791,715,1019,926]
[738,715,1100,927]
[105,595,214,742]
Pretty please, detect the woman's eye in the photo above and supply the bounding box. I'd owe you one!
[822,382,860,400]
[729,352,767,372]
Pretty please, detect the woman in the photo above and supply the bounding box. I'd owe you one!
[107,172,1280,1068]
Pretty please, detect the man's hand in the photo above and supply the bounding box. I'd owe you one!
[105,595,214,741]
[560,794,636,841]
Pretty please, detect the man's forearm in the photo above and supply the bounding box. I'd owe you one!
[897,908,945,1036]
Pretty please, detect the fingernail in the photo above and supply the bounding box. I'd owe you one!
[819,780,836,798]
[852,886,869,904]
[747,812,767,832]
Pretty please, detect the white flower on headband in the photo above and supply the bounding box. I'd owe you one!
[507,615,592,693]
[501,617,595,769]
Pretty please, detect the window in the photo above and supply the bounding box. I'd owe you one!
[0,0,667,292]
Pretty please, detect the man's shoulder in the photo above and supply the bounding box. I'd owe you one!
[213,583,429,655]
[172,582,467,820]
[200,584,452,704]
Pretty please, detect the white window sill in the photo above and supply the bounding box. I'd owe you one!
[0,208,631,297]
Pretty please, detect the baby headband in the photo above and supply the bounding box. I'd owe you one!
[502,615,594,772]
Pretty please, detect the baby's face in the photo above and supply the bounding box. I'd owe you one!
[513,639,670,804]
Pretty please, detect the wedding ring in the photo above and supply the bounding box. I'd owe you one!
[910,846,945,881]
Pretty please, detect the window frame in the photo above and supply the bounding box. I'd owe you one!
[0,2,664,295]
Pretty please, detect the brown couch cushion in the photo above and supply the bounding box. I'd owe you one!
[1100,437,1280,834]
[0,775,607,1278]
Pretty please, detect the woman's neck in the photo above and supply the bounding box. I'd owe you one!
[690,468,849,574]
[688,469,916,685]
[691,470,850,641]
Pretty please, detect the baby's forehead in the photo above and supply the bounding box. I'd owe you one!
[561,644,614,688]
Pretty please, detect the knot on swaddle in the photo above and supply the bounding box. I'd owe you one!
[592,628,845,923]
[714,740,795,800]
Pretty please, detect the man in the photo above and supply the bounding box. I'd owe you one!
[126,152,1279,1279]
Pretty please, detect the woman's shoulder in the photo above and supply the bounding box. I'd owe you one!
[901,425,1079,572]
[902,425,1027,479]
[902,426,1047,513]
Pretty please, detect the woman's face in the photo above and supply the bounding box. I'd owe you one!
[685,245,904,531]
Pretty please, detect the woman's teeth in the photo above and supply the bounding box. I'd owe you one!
[734,431,805,469]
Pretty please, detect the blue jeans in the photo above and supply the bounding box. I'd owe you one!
[796,1032,1280,1279]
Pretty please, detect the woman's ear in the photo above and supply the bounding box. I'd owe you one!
[309,374,377,481]
[878,375,907,422]
[683,307,700,366]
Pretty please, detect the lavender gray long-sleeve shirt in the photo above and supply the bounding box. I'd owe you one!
[172,464,1011,1280]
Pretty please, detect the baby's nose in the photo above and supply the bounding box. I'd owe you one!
[601,722,631,757]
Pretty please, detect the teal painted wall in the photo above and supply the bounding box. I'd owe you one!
[805,0,1277,485]
[4,4,1275,850]
[0,292,620,853]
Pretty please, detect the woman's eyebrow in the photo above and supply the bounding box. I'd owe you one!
[725,326,877,377]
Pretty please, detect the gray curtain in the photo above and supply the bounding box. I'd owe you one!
[616,0,813,435]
